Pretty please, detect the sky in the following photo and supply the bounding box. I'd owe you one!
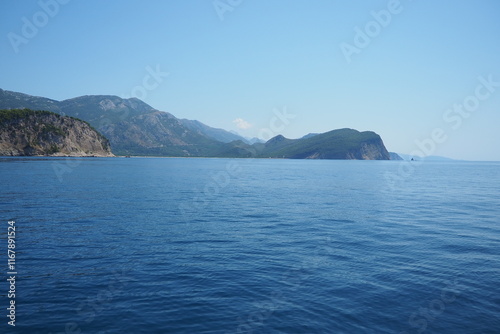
[1,0,499,160]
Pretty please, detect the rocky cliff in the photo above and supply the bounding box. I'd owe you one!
[257,129,391,160]
[0,109,114,157]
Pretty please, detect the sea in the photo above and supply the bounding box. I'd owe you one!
[0,157,499,334]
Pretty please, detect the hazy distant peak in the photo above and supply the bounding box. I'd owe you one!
[301,133,320,139]
[266,134,288,144]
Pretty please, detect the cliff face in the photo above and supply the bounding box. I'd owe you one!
[0,109,114,157]
[260,129,391,160]
[345,140,390,160]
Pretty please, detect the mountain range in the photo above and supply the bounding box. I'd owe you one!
[0,88,392,160]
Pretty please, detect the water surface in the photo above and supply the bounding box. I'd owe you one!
[1,157,499,333]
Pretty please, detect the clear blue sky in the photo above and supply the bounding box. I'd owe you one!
[1,0,499,160]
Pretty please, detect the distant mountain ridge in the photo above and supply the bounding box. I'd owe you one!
[0,88,61,112]
[389,152,403,160]
[396,153,455,161]
[179,118,248,143]
[0,88,392,160]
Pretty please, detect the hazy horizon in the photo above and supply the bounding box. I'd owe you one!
[1,0,499,161]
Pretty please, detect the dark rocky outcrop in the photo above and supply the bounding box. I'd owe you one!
[0,109,114,157]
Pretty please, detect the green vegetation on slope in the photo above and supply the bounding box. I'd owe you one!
[0,108,55,125]
[256,129,390,159]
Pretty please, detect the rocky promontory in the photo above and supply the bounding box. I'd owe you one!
[257,129,391,160]
[0,109,114,157]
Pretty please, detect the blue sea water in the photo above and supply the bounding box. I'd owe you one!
[0,157,499,334]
